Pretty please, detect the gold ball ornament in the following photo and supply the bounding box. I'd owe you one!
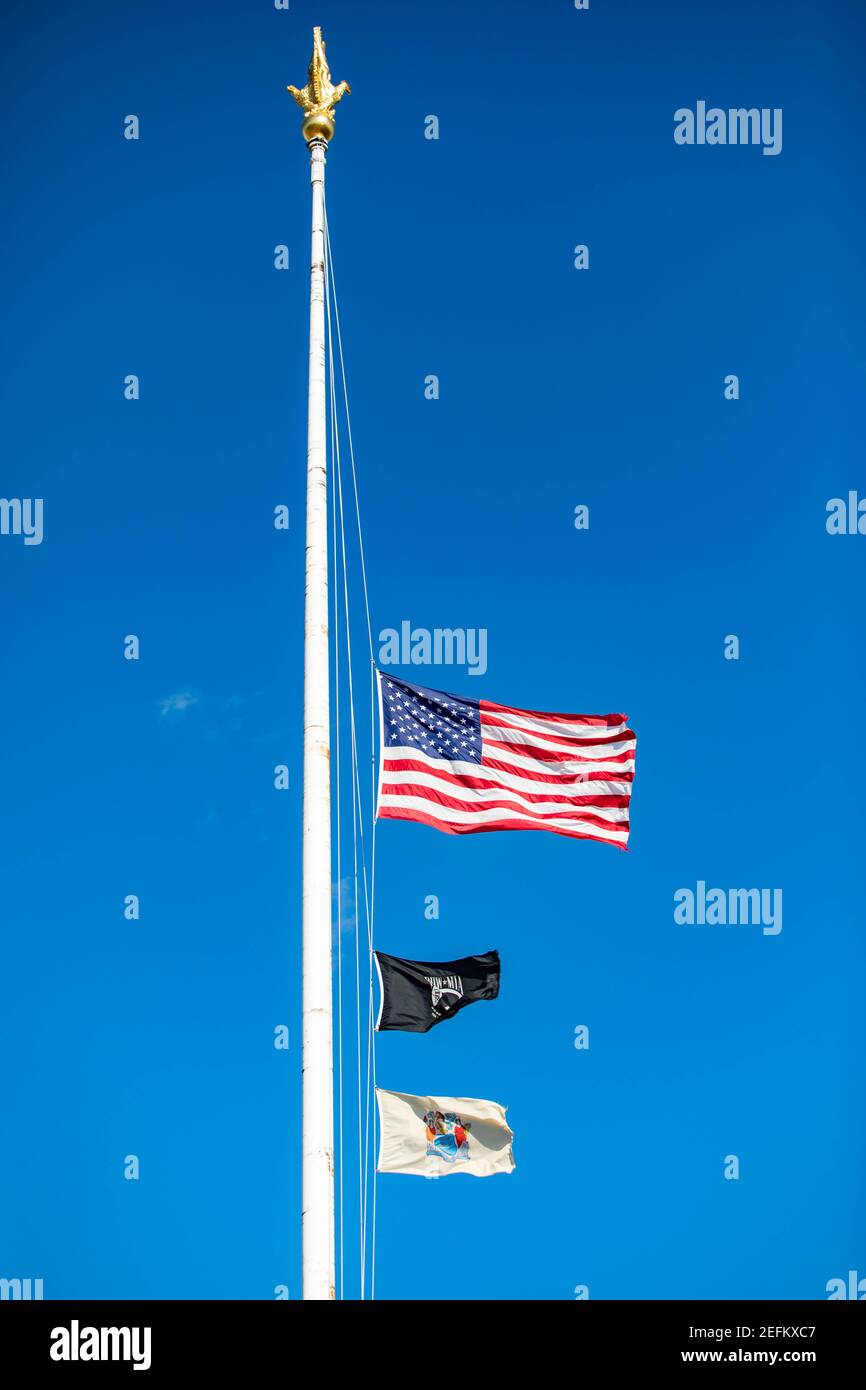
[302,111,336,144]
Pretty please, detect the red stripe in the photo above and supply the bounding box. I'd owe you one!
[381,783,628,829]
[481,740,635,767]
[378,804,628,849]
[480,699,627,726]
[378,761,631,806]
[477,756,634,787]
[386,756,636,789]
[477,758,634,786]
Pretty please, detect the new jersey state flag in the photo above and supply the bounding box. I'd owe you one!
[376,1088,515,1179]
[376,672,635,850]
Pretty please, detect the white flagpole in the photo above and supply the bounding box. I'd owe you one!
[288,26,350,1305]
[301,126,333,1303]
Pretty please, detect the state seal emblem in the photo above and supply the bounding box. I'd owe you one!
[423,1109,471,1164]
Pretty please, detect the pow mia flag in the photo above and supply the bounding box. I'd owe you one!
[374,950,500,1033]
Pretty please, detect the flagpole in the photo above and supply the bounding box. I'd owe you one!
[289,26,350,1303]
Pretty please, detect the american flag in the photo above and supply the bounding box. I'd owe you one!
[376,673,635,850]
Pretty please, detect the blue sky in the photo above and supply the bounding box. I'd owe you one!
[1,0,864,1300]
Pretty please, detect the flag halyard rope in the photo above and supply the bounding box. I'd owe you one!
[323,188,378,1300]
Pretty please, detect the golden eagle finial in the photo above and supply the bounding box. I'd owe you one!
[287,26,350,143]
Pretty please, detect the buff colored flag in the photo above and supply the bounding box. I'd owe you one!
[376,1088,515,1179]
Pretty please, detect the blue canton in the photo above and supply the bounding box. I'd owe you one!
[381,675,482,762]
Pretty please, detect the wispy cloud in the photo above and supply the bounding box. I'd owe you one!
[159,688,200,718]
[156,688,266,739]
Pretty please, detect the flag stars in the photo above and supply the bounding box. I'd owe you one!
[382,676,481,764]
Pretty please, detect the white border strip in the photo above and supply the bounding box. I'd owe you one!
[373,950,385,1031]
[375,666,385,822]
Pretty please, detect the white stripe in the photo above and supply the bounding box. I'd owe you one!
[481,742,635,778]
[482,724,636,759]
[381,746,633,799]
[380,769,630,822]
[379,794,630,843]
[373,950,385,1031]
[482,707,629,740]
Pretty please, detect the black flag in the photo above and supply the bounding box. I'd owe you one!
[374,950,500,1033]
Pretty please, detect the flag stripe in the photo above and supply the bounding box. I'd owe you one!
[379,802,629,848]
[481,699,627,731]
[483,734,636,764]
[382,751,633,799]
[480,721,636,756]
[379,775,631,824]
[481,746,635,777]
[481,711,634,749]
